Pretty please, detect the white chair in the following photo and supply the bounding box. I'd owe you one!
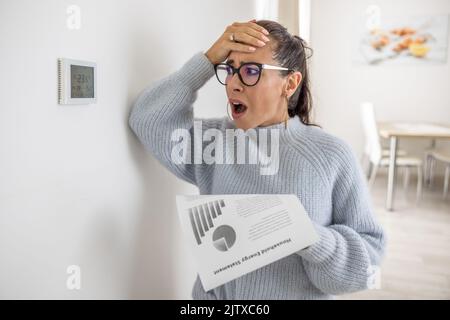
[360,104,406,177]
[425,149,450,199]
[360,102,423,200]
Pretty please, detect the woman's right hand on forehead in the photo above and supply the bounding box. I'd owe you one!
[205,20,270,65]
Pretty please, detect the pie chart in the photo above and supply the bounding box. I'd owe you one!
[212,225,236,252]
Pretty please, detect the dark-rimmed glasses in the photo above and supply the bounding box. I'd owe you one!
[214,62,294,87]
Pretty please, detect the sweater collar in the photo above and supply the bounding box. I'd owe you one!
[249,115,307,140]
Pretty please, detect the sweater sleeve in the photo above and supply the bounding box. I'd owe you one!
[128,52,217,186]
[297,138,387,295]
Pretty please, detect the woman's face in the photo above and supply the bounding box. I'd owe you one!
[225,42,294,130]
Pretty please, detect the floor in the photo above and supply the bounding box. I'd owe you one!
[338,171,450,300]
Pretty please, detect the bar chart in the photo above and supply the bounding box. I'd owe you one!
[188,199,226,245]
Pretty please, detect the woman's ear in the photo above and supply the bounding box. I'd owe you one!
[285,71,302,98]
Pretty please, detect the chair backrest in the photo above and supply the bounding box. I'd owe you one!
[360,102,382,163]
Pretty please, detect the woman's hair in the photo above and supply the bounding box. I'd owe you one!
[256,20,316,126]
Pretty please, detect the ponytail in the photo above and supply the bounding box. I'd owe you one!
[256,21,318,127]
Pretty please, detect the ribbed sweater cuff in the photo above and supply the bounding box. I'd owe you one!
[176,52,215,91]
[296,223,337,264]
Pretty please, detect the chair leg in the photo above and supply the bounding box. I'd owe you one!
[403,166,410,196]
[361,154,369,178]
[429,157,436,187]
[444,165,449,199]
[367,161,373,179]
[364,158,373,180]
[416,165,423,202]
[424,154,431,186]
[368,163,378,190]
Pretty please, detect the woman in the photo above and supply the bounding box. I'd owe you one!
[129,20,386,300]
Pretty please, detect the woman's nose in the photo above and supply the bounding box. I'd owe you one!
[229,73,244,92]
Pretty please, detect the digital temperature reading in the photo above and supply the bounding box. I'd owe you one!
[58,58,97,104]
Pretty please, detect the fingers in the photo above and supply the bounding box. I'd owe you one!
[210,20,270,62]
[241,26,270,43]
[225,22,270,50]
[228,21,270,37]
[228,41,257,53]
[246,22,270,36]
[231,20,267,34]
[232,31,267,48]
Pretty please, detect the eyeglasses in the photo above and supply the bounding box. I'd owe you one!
[214,62,294,87]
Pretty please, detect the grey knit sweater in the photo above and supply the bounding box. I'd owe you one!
[128,52,386,300]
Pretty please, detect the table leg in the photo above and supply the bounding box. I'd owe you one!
[425,139,436,186]
[431,139,436,149]
[386,136,398,211]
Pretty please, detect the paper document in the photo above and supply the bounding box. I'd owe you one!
[175,194,319,292]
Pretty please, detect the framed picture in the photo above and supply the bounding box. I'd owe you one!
[353,14,449,65]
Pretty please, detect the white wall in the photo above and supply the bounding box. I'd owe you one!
[309,0,450,171]
[0,0,256,299]
[3,0,447,300]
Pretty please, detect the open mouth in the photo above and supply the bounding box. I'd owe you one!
[230,100,248,118]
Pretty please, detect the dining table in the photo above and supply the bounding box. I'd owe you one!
[377,122,450,211]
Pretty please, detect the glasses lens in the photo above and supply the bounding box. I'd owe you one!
[215,64,232,85]
[240,64,261,86]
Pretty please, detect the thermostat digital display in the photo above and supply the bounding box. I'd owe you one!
[58,58,97,104]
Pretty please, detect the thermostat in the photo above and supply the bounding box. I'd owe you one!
[58,58,97,104]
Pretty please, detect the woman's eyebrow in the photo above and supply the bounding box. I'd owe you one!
[226,59,248,66]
